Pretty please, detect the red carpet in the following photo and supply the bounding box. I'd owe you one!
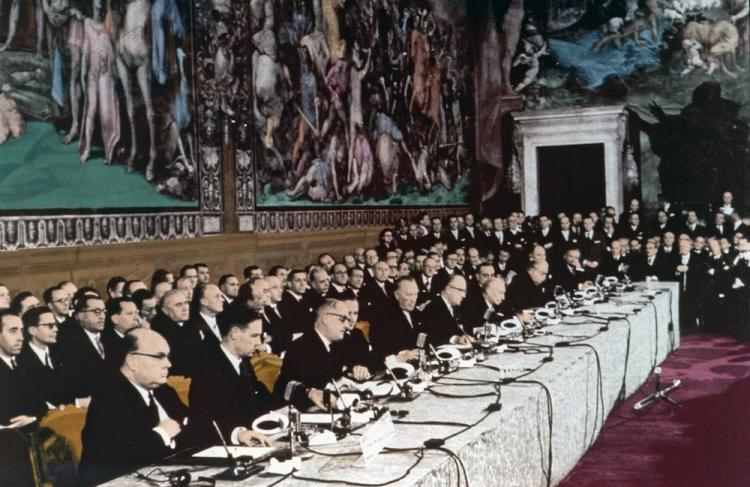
[559,334,750,487]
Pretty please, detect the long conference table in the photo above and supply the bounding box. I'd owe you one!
[104,282,680,487]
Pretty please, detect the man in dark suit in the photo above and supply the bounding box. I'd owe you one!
[260,275,290,355]
[370,277,423,363]
[18,307,69,408]
[683,210,707,239]
[0,311,40,486]
[103,297,141,368]
[533,215,555,252]
[274,300,352,410]
[435,251,463,291]
[504,261,549,313]
[462,277,507,332]
[188,306,275,448]
[359,261,394,322]
[55,296,110,400]
[631,240,672,282]
[187,283,225,345]
[43,284,72,326]
[415,256,440,306]
[673,238,708,329]
[152,289,197,377]
[553,246,591,292]
[708,212,732,239]
[599,240,629,279]
[460,213,478,249]
[422,275,473,346]
[78,329,189,486]
[337,298,381,375]
[329,264,356,300]
[420,216,447,250]
[445,215,466,252]
[279,270,313,336]
[218,274,240,305]
[579,216,605,271]
[620,212,646,242]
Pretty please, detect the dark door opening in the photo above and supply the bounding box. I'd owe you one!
[537,144,605,216]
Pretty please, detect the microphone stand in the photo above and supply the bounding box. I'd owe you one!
[384,362,415,400]
[211,421,263,481]
[634,367,682,410]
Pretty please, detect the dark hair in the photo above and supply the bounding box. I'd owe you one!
[236,282,254,304]
[131,289,154,310]
[72,287,101,309]
[107,297,136,317]
[107,276,127,296]
[180,264,197,277]
[74,295,103,313]
[243,265,261,280]
[191,283,208,310]
[0,310,20,332]
[124,280,144,297]
[394,276,416,290]
[218,274,236,287]
[268,266,286,277]
[150,269,172,289]
[22,306,53,330]
[9,292,35,315]
[217,305,260,337]
[43,285,62,305]
[195,263,208,269]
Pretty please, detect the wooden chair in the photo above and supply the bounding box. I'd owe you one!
[167,375,192,406]
[355,321,371,343]
[251,353,283,392]
[31,405,87,487]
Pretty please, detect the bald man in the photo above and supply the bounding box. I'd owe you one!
[422,275,473,346]
[78,329,188,486]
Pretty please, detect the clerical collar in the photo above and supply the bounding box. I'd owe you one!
[220,343,243,375]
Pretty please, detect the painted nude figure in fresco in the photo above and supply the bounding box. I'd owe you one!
[79,0,120,164]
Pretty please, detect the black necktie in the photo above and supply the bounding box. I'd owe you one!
[148,392,160,426]
[45,352,53,370]
[10,357,17,370]
[239,360,255,388]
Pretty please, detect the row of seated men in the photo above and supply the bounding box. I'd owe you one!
[2,201,750,484]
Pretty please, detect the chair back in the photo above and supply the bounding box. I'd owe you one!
[167,375,192,406]
[355,321,371,343]
[251,353,283,392]
[32,405,87,486]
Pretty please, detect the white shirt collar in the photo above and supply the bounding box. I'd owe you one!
[315,329,332,352]
[332,282,346,293]
[125,377,169,423]
[29,342,50,364]
[0,354,16,369]
[221,292,234,304]
[289,290,303,301]
[83,328,103,353]
[220,343,243,375]
[440,295,454,317]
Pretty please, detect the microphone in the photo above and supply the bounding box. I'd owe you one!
[284,380,304,403]
[416,332,427,349]
[211,421,263,480]
[384,361,414,400]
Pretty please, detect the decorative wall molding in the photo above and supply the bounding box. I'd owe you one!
[0,213,203,251]
[512,105,629,215]
[239,208,465,234]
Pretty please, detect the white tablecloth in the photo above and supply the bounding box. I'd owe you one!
[104,283,680,487]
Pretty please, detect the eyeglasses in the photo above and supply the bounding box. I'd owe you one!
[129,351,170,361]
[38,322,58,328]
[448,285,467,294]
[82,308,107,316]
[326,312,352,324]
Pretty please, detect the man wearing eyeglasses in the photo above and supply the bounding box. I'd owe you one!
[329,263,356,300]
[423,275,474,346]
[78,328,189,486]
[188,306,275,448]
[17,306,69,409]
[43,285,72,326]
[55,295,110,401]
[274,299,351,410]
